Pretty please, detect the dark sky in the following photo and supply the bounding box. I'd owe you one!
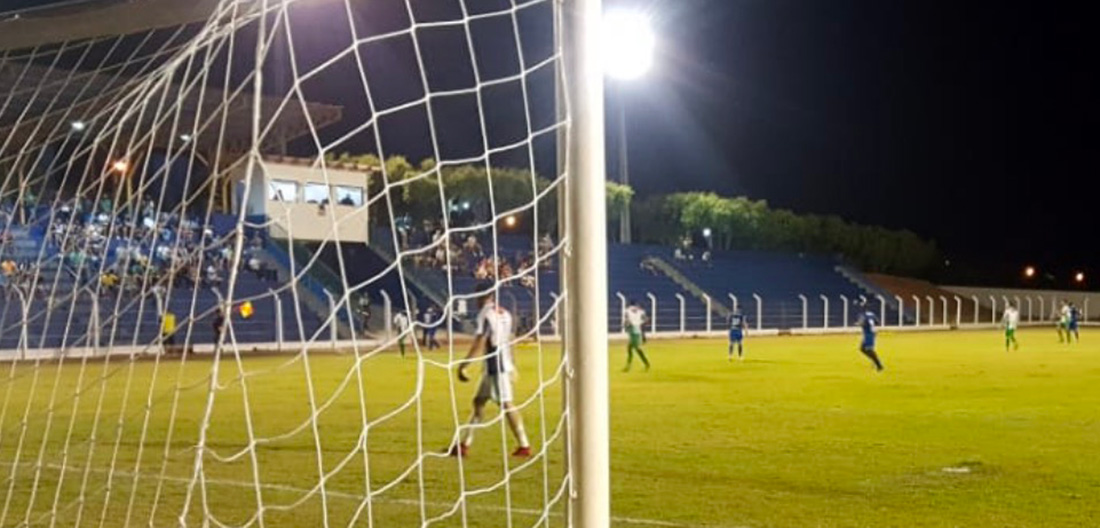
[5,0,1097,283]
[620,0,1097,281]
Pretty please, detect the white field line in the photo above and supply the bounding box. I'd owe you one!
[2,461,697,527]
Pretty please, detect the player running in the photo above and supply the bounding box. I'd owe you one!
[622,300,651,372]
[855,306,885,372]
[1002,302,1020,351]
[450,286,532,458]
[727,308,747,361]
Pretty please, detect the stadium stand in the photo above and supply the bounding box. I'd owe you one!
[865,273,991,325]
[0,208,324,351]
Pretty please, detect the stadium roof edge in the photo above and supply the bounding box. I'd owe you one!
[263,155,381,173]
[0,0,221,51]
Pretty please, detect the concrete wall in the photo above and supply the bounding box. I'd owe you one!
[942,286,1097,321]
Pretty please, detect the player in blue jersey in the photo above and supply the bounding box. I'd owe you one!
[728,309,747,361]
[1067,302,1080,343]
[855,306,885,372]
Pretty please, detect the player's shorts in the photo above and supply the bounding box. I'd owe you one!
[628,329,643,348]
[1068,321,1078,331]
[728,329,743,343]
[475,373,513,404]
[1005,328,1016,339]
[860,336,875,351]
[162,334,176,347]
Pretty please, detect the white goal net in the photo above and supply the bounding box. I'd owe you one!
[0,0,602,525]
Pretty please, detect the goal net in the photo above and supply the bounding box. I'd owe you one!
[0,0,589,526]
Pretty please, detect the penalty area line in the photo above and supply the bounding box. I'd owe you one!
[4,461,698,527]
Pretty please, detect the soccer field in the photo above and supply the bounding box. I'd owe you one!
[1,329,1098,527]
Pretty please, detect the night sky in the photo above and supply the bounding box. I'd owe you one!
[621,0,1096,284]
[5,0,1097,285]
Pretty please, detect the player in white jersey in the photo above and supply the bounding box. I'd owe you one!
[1001,302,1019,351]
[450,286,531,458]
[622,301,650,372]
[393,310,410,357]
[1058,300,1071,343]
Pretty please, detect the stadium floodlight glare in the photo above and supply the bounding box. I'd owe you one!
[1075,272,1085,283]
[1024,266,1036,278]
[70,120,86,132]
[602,11,655,80]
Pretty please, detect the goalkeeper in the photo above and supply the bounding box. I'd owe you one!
[449,285,532,458]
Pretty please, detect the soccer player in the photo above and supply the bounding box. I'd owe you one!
[161,309,177,355]
[1054,301,1067,343]
[422,305,441,350]
[1058,300,1072,344]
[728,308,747,361]
[393,309,410,357]
[1067,302,1080,343]
[855,306,885,372]
[622,300,650,372]
[1002,302,1020,351]
[450,287,531,458]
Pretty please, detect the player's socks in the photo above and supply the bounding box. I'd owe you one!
[515,424,530,449]
[861,348,884,371]
[635,348,650,371]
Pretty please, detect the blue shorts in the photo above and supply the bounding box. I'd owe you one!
[1069,321,1079,331]
[729,330,743,343]
[861,336,875,350]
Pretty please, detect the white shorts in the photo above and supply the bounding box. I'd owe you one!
[475,373,513,404]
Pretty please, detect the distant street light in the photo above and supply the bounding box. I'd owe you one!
[70,121,86,132]
[112,159,129,173]
[504,215,518,228]
[1075,271,1085,283]
[180,133,192,143]
[1024,266,1036,278]
[702,227,712,238]
[602,10,655,245]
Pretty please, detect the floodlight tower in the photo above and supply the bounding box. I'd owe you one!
[603,10,654,244]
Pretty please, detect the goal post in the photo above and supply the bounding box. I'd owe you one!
[562,0,611,526]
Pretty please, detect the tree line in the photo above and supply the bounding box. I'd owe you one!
[327,153,937,276]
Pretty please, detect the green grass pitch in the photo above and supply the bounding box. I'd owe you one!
[1,328,1097,527]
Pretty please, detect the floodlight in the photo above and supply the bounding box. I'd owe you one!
[602,11,654,80]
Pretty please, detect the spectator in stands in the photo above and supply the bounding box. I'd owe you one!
[204,264,223,288]
[100,270,120,293]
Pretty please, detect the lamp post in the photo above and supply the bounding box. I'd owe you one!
[603,11,654,244]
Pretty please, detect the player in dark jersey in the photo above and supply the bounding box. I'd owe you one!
[1067,302,1081,343]
[728,309,747,361]
[855,307,885,372]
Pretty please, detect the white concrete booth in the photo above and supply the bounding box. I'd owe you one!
[234,157,374,242]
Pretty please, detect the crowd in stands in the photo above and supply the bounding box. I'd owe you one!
[395,219,553,289]
[2,196,279,298]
